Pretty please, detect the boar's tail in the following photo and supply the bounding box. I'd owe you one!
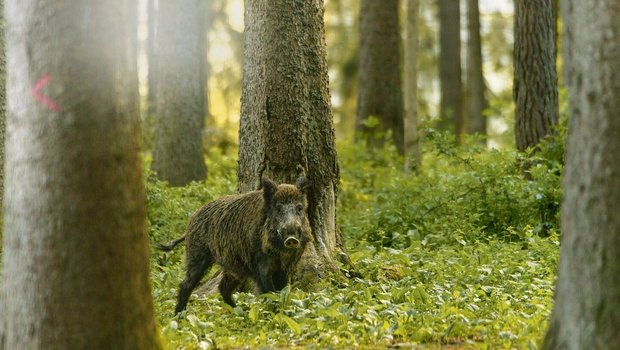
[156,235,186,251]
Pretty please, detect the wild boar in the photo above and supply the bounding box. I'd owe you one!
[157,177,313,313]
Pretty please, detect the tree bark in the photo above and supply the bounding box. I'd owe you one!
[404,0,421,171]
[356,0,404,154]
[542,1,620,348]
[0,1,160,349]
[465,0,488,142]
[147,0,157,117]
[513,0,559,152]
[438,0,464,142]
[238,0,349,281]
[0,0,5,212]
[151,0,206,186]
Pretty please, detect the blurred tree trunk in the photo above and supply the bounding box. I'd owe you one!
[356,0,404,154]
[0,1,160,349]
[199,1,212,138]
[0,0,5,212]
[238,0,351,282]
[543,1,620,348]
[151,0,206,186]
[404,0,420,171]
[465,0,488,142]
[513,0,558,152]
[438,0,463,142]
[147,0,157,117]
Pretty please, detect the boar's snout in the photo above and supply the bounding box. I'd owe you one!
[284,236,301,249]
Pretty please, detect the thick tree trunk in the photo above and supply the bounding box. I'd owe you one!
[356,0,404,154]
[238,0,348,281]
[0,0,5,211]
[465,0,488,142]
[542,1,620,349]
[438,0,464,141]
[0,1,160,349]
[151,0,206,186]
[404,0,421,171]
[513,0,558,152]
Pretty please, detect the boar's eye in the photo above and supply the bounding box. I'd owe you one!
[275,203,285,212]
[295,204,304,214]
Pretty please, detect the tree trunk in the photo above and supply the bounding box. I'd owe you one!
[147,0,157,117]
[465,0,488,142]
[0,1,160,349]
[404,0,421,171]
[151,0,206,186]
[438,0,464,142]
[238,0,349,280]
[356,0,404,154]
[513,0,559,152]
[542,1,620,348]
[0,0,5,212]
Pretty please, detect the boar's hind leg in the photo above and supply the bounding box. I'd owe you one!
[219,272,242,307]
[174,250,214,314]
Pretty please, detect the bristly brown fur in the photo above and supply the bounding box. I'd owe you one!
[161,177,313,313]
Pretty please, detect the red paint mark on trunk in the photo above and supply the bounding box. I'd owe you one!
[32,75,61,112]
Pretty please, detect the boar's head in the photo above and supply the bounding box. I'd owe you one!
[262,177,312,252]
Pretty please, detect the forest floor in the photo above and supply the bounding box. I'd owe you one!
[149,138,561,349]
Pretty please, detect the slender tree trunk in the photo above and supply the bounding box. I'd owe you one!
[543,1,620,348]
[198,0,211,132]
[238,0,349,280]
[404,0,421,171]
[151,0,206,186]
[513,0,559,152]
[466,0,488,142]
[356,0,404,154]
[438,0,464,142]
[147,0,157,117]
[0,1,160,349]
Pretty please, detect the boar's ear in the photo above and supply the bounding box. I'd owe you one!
[296,176,309,194]
[262,177,278,204]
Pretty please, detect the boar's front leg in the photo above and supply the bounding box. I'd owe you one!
[272,269,289,290]
[219,272,242,307]
[255,258,277,294]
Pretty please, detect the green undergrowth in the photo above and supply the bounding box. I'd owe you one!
[148,136,562,349]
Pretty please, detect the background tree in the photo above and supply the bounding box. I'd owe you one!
[438,0,464,142]
[238,0,350,278]
[147,0,157,116]
[404,0,420,171]
[0,1,160,348]
[513,0,558,152]
[466,0,488,141]
[356,0,404,153]
[543,0,620,348]
[151,0,206,186]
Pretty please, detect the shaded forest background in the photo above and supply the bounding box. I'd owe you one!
[139,0,519,153]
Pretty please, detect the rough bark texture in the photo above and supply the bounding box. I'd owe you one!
[466,0,488,141]
[0,1,160,349]
[356,0,404,154]
[238,0,347,282]
[404,0,420,171]
[151,0,206,186]
[542,1,620,349]
[513,0,559,152]
[438,0,463,141]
